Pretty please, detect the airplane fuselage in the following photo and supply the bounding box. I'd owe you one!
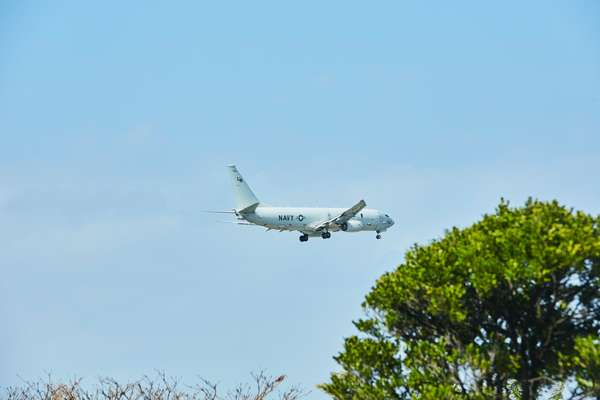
[242,206,394,236]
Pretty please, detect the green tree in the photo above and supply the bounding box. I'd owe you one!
[320,199,600,400]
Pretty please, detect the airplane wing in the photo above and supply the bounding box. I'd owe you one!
[310,199,366,231]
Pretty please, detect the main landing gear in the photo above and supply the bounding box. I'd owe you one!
[376,231,382,240]
[300,232,330,242]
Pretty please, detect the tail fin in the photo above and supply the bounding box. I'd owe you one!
[227,165,260,212]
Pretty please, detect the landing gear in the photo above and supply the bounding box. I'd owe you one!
[299,234,309,242]
[321,232,331,239]
[376,230,382,240]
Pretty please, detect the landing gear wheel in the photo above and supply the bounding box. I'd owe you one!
[376,234,382,240]
[321,232,331,239]
[299,234,309,242]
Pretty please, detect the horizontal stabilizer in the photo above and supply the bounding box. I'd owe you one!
[217,221,255,226]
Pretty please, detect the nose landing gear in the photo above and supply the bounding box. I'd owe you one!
[376,230,382,240]
[299,234,309,242]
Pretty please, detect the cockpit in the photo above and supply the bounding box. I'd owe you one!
[383,213,394,226]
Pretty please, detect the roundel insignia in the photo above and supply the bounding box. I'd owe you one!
[297,214,304,222]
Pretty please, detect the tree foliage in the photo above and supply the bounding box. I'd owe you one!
[321,199,600,399]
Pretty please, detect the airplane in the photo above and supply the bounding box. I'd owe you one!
[213,165,394,242]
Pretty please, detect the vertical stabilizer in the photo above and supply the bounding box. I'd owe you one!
[227,165,260,212]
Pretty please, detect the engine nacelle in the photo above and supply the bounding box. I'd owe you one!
[340,220,364,232]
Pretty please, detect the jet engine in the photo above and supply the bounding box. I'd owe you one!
[340,220,363,232]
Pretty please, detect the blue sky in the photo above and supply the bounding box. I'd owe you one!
[1,1,599,397]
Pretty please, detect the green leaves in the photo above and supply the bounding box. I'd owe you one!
[318,336,405,400]
[561,336,600,398]
[322,199,600,399]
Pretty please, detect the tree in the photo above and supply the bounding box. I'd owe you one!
[3,372,306,400]
[320,199,600,400]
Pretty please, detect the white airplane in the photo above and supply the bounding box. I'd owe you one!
[215,165,394,242]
